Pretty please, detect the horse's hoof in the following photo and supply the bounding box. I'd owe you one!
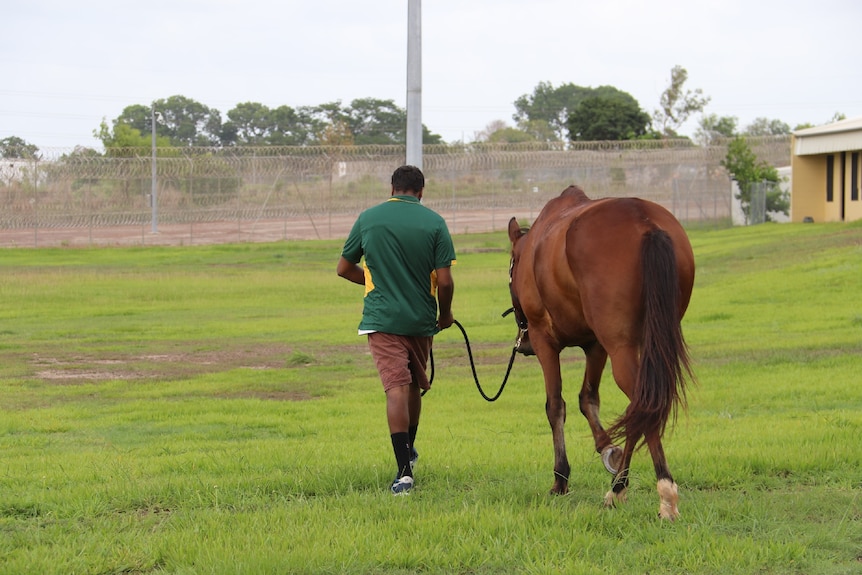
[601,445,623,475]
[657,479,679,520]
[550,481,569,496]
[603,487,627,508]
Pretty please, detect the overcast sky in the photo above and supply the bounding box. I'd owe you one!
[3,0,861,151]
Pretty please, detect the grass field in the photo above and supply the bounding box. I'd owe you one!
[1,220,861,574]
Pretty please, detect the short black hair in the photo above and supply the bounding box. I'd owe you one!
[391,165,425,194]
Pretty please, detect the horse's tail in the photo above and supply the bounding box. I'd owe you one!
[609,228,692,445]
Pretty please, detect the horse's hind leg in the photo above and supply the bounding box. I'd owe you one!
[603,346,639,508]
[604,434,636,509]
[645,434,680,520]
[578,344,623,474]
[538,349,570,495]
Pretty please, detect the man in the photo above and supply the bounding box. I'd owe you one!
[337,165,456,495]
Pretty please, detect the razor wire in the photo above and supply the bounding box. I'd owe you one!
[0,137,791,244]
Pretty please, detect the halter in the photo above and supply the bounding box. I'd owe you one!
[505,253,529,350]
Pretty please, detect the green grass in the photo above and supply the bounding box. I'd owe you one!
[1,222,861,574]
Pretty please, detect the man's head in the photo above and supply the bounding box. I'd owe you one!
[391,165,425,197]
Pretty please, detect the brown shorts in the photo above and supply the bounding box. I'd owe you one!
[367,332,433,392]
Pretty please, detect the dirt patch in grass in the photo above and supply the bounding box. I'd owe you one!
[23,336,579,391]
[28,342,302,384]
[18,342,375,404]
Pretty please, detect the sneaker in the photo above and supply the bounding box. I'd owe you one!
[409,447,419,472]
[390,476,414,495]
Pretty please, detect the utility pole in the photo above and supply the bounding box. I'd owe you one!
[406,0,422,169]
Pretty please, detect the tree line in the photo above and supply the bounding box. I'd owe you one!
[93,96,445,151]
[1,65,841,162]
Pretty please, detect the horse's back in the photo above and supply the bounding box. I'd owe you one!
[526,186,694,350]
[568,194,693,270]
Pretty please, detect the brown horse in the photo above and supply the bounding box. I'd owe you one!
[507,185,695,520]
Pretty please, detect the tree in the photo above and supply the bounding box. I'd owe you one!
[513,82,594,141]
[226,101,272,145]
[721,136,788,222]
[567,94,652,141]
[271,105,319,146]
[517,119,558,142]
[341,98,442,146]
[695,114,738,145]
[152,95,223,146]
[743,117,791,137]
[63,145,101,160]
[306,101,352,145]
[653,65,711,137]
[515,82,653,142]
[111,97,223,147]
[114,104,152,135]
[222,103,320,146]
[303,99,440,146]
[346,98,406,145]
[421,125,443,145]
[0,136,39,159]
[487,127,536,144]
[95,120,147,150]
[474,120,507,142]
[514,81,566,140]
[95,119,170,157]
[317,120,355,146]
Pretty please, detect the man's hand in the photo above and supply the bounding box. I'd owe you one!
[437,311,454,331]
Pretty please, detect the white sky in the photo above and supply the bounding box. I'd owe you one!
[3,0,861,150]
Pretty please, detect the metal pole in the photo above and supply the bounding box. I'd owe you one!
[151,105,158,233]
[406,0,422,169]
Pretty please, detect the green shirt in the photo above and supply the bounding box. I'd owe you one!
[341,195,456,336]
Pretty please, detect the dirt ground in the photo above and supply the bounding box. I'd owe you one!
[0,209,513,248]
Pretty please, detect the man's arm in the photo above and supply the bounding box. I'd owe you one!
[435,266,454,330]
[337,256,365,286]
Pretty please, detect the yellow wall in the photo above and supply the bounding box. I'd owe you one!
[790,152,826,222]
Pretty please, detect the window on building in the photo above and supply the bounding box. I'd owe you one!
[852,152,860,201]
[826,155,834,202]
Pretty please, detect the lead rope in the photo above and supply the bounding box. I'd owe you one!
[425,316,521,402]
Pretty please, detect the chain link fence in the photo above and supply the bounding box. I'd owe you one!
[0,136,791,247]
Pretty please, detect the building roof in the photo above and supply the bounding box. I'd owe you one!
[793,116,862,155]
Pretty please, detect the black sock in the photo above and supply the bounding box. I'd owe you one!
[391,432,412,479]
[408,425,418,448]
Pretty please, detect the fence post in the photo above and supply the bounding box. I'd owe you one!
[151,105,159,234]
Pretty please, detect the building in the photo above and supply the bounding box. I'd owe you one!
[790,116,862,222]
